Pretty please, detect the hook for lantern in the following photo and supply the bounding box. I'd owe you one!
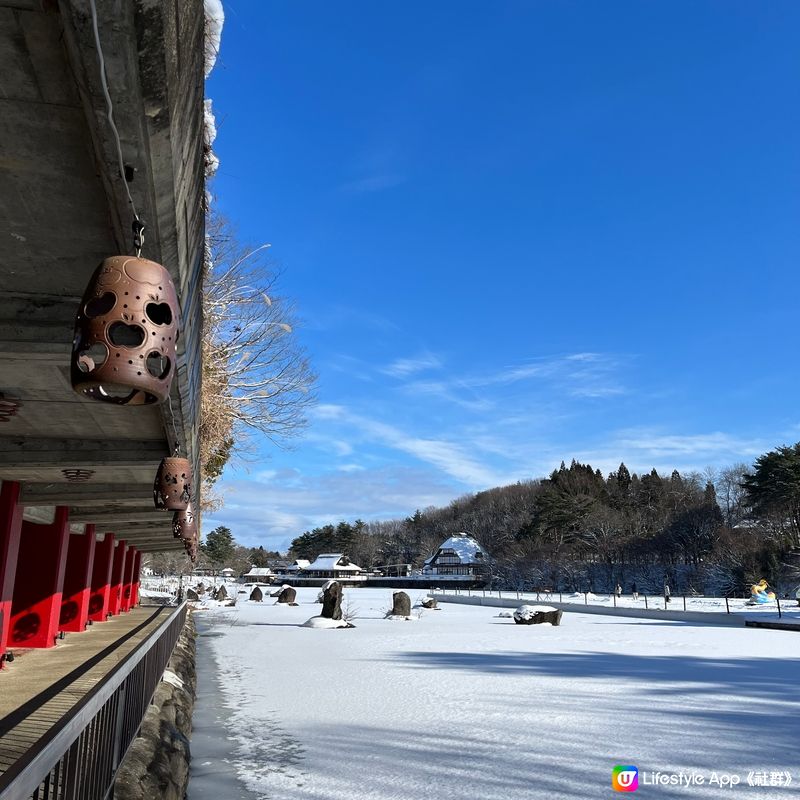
[132,218,145,258]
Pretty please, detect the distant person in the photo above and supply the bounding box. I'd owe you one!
[632,582,638,601]
[615,583,622,598]
[664,581,671,604]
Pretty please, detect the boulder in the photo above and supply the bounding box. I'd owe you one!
[249,586,263,602]
[271,583,291,597]
[214,585,227,601]
[277,586,297,605]
[513,605,562,626]
[421,597,438,609]
[317,579,336,603]
[388,591,411,618]
[321,581,342,619]
[185,588,199,602]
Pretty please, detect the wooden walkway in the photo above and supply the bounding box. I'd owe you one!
[0,606,174,778]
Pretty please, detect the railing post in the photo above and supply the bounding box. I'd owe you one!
[584,592,588,605]
[776,596,782,618]
[725,596,730,614]
[111,679,128,774]
[644,594,648,610]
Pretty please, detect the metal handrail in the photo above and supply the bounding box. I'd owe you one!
[0,602,187,800]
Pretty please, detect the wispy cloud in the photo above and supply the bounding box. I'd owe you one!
[381,352,442,378]
[613,430,767,459]
[312,404,509,487]
[207,464,462,549]
[403,380,494,411]
[424,352,628,400]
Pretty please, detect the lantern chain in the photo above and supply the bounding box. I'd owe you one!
[89,0,143,255]
[132,219,145,258]
[167,393,182,456]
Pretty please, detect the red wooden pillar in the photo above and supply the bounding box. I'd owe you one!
[88,533,114,623]
[59,525,96,633]
[120,546,136,612]
[10,506,70,649]
[0,481,23,666]
[130,550,142,607]
[108,540,128,616]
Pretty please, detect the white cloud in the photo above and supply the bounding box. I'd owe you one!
[382,352,442,378]
[613,430,767,459]
[205,464,462,550]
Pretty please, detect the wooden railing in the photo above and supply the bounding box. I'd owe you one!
[0,603,187,800]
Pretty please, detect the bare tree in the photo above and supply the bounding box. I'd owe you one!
[715,462,752,528]
[200,214,317,498]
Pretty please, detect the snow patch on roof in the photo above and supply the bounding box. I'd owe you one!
[425,532,486,565]
[307,554,363,572]
[204,0,225,77]
[244,567,274,577]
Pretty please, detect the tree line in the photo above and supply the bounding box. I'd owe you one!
[287,442,800,596]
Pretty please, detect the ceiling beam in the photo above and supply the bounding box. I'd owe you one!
[20,482,154,506]
[0,292,76,363]
[69,508,171,525]
[0,438,167,469]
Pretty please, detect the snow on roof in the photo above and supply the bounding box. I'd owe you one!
[285,559,310,571]
[244,567,274,577]
[306,553,363,572]
[425,532,486,565]
[203,0,225,77]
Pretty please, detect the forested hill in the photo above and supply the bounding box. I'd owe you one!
[289,445,800,596]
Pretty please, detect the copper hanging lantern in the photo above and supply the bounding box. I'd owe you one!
[71,256,180,405]
[154,456,192,510]
[183,535,198,562]
[172,502,197,541]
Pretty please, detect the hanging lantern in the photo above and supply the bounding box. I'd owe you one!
[172,502,197,541]
[71,256,180,405]
[183,535,198,562]
[154,456,192,510]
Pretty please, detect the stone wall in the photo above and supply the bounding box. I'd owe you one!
[114,612,197,800]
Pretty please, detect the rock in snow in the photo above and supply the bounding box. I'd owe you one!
[387,591,412,618]
[321,581,343,619]
[513,605,563,626]
[277,586,298,605]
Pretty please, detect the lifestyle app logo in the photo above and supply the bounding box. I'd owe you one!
[612,765,639,792]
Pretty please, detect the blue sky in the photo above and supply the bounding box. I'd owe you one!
[205,1,800,551]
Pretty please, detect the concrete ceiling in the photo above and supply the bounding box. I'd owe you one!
[0,0,205,554]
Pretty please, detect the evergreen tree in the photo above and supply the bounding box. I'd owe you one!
[202,526,236,568]
[742,442,800,545]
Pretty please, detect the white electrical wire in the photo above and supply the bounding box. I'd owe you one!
[88,0,140,222]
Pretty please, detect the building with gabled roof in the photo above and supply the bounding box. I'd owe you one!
[304,554,364,579]
[422,533,488,577]
[243,566,276,583]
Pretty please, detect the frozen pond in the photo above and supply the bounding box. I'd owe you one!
[189,587,799,799]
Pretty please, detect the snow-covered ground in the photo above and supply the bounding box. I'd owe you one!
[488,589,800,620]
[191,587,799,799]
